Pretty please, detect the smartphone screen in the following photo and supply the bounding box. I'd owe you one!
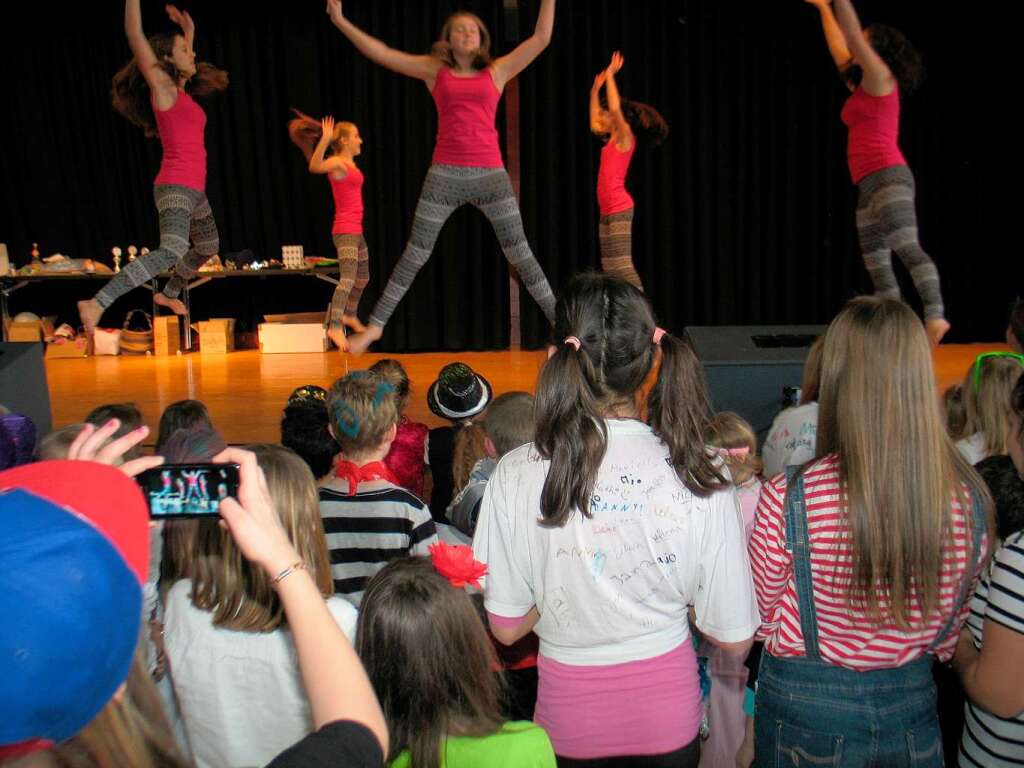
[136,463,240,519]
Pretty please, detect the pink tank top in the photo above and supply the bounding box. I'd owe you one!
[153,90,207,191]
[596,140,636,216]
[840,85,906,184]
[431,67,504,168]
[329,165,364,235]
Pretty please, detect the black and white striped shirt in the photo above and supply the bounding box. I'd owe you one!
[961,530,1024,767]
[318,479,438,607]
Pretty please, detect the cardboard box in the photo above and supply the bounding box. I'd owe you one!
[193,318,235,354]
[258,322,329,353]
[45,336,89,359]
[154,315,180,356]
[5,315,56,343]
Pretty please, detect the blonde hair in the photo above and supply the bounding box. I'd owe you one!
[452,423,488,493]
[369,358,411,415]
[962,355,1024,456]
[49,650,188,768]
[816,297,991,628]
[327,371,399,460]
[37,423,88,460]
[190,444,334,631]
[705,411,762,486]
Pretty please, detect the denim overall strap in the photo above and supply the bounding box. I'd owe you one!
[925,484,986,653]
[782,466,821,661]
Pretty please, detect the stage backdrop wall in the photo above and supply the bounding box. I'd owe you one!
[0,1,1017,351]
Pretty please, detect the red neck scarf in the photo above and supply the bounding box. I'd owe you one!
[333,460,398,496]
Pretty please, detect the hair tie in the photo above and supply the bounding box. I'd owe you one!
[428,542,488,589]
[563,336,582,351]
[652,327,667,345]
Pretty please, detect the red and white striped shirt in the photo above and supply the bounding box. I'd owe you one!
[749,454,986,669]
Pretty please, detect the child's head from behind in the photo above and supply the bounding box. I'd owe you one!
[356,556,501,765]
[962,353,1024,456]
[85,403,145,460]
[536,273,724,526]
[370,359,412,416]
[705,411,762,486]
[156,399,212,452]
[942,384,967,440]
[191,444,333,632]
[327,371,398,462]
[281,386,340,481]
[484,391,535,458]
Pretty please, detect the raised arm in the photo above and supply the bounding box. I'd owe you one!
[491,0,555,90]
[589,71,607,134]
[216,447,388,752]
[326,0,440,83]
[125,0,176,105]
[603,52,633,150]
[165,4,194,50]
[831,0,894,95]
[308,116,349,176]
[804,0,852,73]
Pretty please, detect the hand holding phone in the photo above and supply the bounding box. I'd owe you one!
[136,463,240,519]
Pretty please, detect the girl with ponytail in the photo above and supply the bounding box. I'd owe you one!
[474,273,758,766]
[288,110,370,351]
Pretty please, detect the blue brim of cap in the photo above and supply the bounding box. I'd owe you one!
[0,489,141,744]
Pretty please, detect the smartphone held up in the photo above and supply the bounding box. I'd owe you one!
[136,463,240,519]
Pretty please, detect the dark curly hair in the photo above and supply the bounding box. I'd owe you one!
[112,32,228,137]
[598,96,669,147]
[844,23,923,95]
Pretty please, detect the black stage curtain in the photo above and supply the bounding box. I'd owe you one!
[0,1,1017,350]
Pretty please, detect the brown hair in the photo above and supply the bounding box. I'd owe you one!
[962,355,1024,457]
[112,33,228,137]
[705,411,763,486]
[189,444,334,631]
[535,274,728,527]
[943,384,967,441]
[286,108,357,163]
[815,296,992,627]
[48,649,188,768]
[452,423,488,493]
[327,371,399,461]
[370,359,412,416]
[430,11,493,70]
[356,557,503,768]
[800,336,825,404]
[484,391,536,458]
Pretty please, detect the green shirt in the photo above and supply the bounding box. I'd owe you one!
[388,721,556,768]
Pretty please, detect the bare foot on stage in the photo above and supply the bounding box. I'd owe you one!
[345,324,382,356]
[154,293,188,315]
[327,327,349,352]
[926,317,951,347]
[78,299,103,336]
[342,315,367,334]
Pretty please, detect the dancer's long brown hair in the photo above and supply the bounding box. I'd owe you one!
[287,108,356,163]
[112,32,228,137]
[815,296,992,627]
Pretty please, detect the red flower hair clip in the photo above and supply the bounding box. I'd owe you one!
[428,541,488,589]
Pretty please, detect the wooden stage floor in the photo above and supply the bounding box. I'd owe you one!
[44,343,1007,445]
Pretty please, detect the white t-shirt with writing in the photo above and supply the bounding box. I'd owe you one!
[474,419,759,666]
[761,402,819,477]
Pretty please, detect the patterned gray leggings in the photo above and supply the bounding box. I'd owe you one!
[95,184,220,309]
[330,234,370,328]
[856,165,944,320]
[599,208,643,290]
[368,165,556,327]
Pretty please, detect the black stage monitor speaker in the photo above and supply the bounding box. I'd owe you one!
[0,342,53,438]
[685,326,827,439]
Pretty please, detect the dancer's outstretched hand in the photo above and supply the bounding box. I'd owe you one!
[165,5,193,36]
[608,51,624,74]
[321,115,335,139]
[592,71,607,92]
[327,0,344,25]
